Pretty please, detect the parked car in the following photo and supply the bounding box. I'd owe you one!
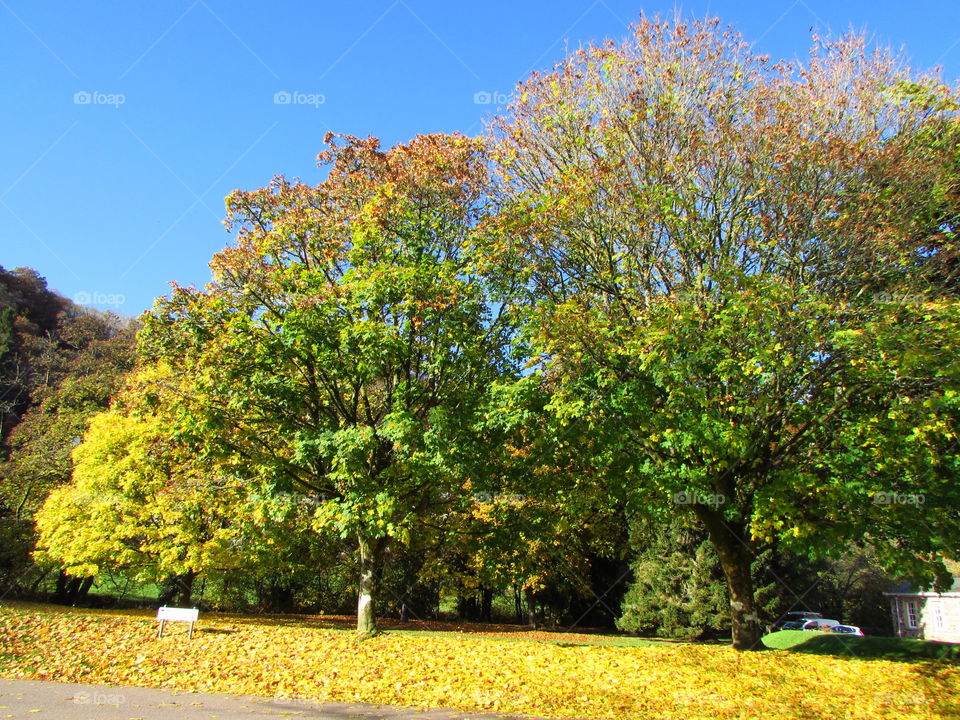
[801,619,840,631]
[768,611,824,633]
[830,624,865,636]
[780,621,806,630]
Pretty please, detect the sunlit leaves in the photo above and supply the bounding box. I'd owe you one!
[140,133,520,632]
[490,15,960,648]
[2,605,958,720]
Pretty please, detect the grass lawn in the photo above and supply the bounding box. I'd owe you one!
[1,602,958,720]
[763,629,960,661]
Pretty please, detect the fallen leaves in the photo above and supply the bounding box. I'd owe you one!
[0,603,957,719]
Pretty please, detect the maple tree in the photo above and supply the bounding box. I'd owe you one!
[491,17,960,649]
[139,133,520,634]
[33,366,249,603]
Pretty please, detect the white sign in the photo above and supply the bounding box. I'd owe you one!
[156,606,199,639]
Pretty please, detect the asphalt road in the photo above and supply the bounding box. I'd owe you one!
[0,678,553,720]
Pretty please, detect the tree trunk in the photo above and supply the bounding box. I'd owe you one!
[524,587,538,629]
[28,568,51,594]
[693,504,764,650]
[176,570,196,606]
[356,535,384,635]
[76,576,94,602]
[53,572,94,604]
[480,587,493,623]
[514,585,523,625]
[53,571,69,603]
[158,573,195,606]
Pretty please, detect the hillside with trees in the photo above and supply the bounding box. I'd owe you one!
[0,266,137,599]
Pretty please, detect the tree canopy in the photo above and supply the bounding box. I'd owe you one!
[22,16,960,651]
[490,17,960,648]
[139,132,521,633]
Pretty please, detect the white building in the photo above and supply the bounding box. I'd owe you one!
[884,577,960,643]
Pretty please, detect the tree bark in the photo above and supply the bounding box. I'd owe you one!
[176,570,196,606]
[480,587,493,623]
[693,504,764,650]
[524,587,538,629]
[356,535,384,635]
[28,568,51,594]
[53,572,94,604]
[76,575,94,601]
[157,575,177,606]
[53,571,69,603]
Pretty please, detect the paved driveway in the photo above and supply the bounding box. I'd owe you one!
[0,678,555,720]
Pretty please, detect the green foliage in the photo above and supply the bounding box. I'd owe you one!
[139,133,521,632]
[0,268,136,595]
[492,16,960,648]
[617,518,728,640]
[0,266,91,447]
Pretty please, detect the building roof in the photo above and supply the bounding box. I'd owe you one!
[885,576,960,597]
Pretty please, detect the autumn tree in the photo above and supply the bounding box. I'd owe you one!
[139,133,520,634]
[34,366,250,605]
[491,17,960,649]
[465,397,629,628]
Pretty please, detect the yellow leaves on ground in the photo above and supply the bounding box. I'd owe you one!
[1,604,957,720]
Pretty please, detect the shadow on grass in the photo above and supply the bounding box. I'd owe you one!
[763,630,959,662]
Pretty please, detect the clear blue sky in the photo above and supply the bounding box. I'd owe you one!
[3,0,960,315]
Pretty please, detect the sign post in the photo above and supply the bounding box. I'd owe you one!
[156,606,199,640]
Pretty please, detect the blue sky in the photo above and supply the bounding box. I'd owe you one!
[3,0,960,315]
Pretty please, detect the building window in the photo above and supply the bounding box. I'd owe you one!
[933,604,943,630]
[906,600,919,629]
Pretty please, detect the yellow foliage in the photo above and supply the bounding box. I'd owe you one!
[1,604,957,719]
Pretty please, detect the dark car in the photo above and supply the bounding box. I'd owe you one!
[830,624,865,637]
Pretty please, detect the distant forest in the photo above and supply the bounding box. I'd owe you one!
[0,266,136,602]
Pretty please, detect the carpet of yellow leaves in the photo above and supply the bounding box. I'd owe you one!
[1,604,957,720]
